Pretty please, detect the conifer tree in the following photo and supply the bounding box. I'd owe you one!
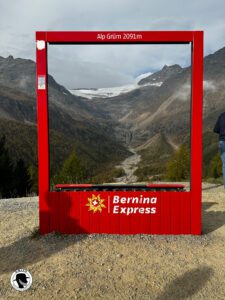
[14,159,32,197]
[166,144,190,181]
[0,136,14,198]
[0,136,32,198]
[58,151,84,183]
[27,164,38,194]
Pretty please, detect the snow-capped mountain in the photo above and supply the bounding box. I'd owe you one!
[70,84,140,99]
[70,72,163,99]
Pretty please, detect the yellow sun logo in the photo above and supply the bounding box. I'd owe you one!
[86,194,106,213]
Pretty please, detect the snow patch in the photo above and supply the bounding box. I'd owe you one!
[135,72,152,83]
[71,84,139,99]
[70,71,163,99]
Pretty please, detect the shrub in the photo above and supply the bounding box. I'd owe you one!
[208,153,222,178]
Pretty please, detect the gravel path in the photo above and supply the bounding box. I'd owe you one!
[0,183,225,299]
[116,148,141,183]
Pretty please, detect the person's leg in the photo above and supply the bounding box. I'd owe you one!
[219,141,225,188]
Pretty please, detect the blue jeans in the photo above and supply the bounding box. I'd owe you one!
[219,140,225,188]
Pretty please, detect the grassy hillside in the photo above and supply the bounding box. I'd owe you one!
[134,133,175,181]
[0,118,130,188]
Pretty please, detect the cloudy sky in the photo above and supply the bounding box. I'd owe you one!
[1,0,225,88]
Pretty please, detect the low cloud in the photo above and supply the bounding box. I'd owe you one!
[174,83,191,101]
[203,80,216,91]
[174,80,217,102]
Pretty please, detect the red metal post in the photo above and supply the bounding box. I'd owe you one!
[36,32,50,234]
[190,31,204,234]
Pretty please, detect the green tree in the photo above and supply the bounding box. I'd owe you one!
[58,151,84,183]
[166,144,190,181]
[209,153,222,178]
[27,164,38,194]
[14,159,32,197]
[0,136,14,198]
[0,136,33,198]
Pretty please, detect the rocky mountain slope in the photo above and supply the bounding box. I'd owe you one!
[0,56,129,181]
[89,47,225,177]
[138,64,183,86]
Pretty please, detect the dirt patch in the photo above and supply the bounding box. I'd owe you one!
[0,183,225,299]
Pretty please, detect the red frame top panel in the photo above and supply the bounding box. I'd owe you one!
[36,31,195,43]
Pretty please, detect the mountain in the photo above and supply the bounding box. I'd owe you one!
[1,46,225,185]
[71,84,142,99]
[90,64,191,147]
[0,56,129,183]
[89,47,225,177]
[70,72,154,99]
[138,64,183,86]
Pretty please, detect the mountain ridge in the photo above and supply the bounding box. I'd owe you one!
[0,55,130,183]
[1,46,225,182]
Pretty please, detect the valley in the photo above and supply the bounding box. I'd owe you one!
[1,46,225,191]
[115,148,141,183]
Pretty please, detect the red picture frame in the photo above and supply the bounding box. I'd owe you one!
[36,31,203,235]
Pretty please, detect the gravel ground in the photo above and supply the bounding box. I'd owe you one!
[0,183,225,299]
